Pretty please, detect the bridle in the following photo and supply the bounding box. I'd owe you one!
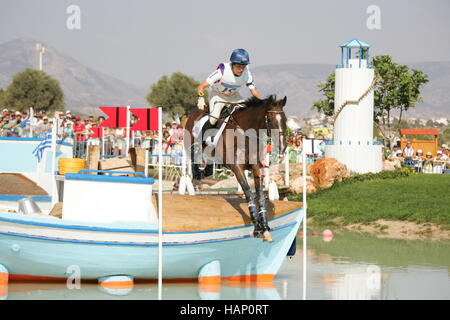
[265,110,286,138]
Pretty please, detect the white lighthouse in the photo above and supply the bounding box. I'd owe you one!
[325,39,382,174]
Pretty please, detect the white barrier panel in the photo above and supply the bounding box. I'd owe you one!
[302,139,324,156]
[62,173,157,224]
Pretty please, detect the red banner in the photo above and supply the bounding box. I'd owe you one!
[99,106,128,128]
[130,108,160,131]
[90,127,103,138]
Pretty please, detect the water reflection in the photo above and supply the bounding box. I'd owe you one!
[6,282,281,300]
[4,230,450,300]
[296,230,450,300]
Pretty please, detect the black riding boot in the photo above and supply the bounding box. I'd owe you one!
[201,120,216,145]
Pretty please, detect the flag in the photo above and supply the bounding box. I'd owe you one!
[19,116,31,128]
[90,127,103,138]
[33,130,52,162]
[130,108,160,131]
[99,106,128,128]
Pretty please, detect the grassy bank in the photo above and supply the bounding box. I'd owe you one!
[288,171,450,230]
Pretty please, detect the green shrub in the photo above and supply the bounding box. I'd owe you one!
[288,169,414,202]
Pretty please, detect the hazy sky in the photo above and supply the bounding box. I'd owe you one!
[1,0,449,87]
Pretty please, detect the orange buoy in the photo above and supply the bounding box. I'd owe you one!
[323,229,333,237]
[322,229,334,242]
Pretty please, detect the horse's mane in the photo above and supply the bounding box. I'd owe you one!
[243,95,277,109]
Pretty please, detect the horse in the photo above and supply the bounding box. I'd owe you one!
[184,95,288,242]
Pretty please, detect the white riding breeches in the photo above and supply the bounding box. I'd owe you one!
[208,93,244,125]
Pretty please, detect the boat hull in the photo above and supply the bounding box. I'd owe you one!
[0,208,302,282]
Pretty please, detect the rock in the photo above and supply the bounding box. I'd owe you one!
[386,158,402,169]
[209,175,254,189]
[309,158,349,189]
[290,175,317,194]
[270,174,285,186]
[268,162,314,185]
[382,160,396,171]
[200,184,210,190]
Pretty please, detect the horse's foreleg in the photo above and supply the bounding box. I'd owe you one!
[190,145,203,189]
[232,166,257,224]
[252,164,272,242]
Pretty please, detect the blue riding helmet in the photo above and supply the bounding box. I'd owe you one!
[230,49,250,65]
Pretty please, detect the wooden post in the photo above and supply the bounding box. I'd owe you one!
[129,147,137,169]
[86,145,100,174]
[434,134,438,156]
[128,147,146,175]
[135,147,146,174]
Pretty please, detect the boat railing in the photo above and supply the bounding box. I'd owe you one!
[77,169,147,177]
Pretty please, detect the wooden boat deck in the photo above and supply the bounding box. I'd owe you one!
[0,173,48,196]
[153,194,301,231]
[48,195,302,232]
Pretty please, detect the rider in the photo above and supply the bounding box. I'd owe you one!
[197,49,262,137]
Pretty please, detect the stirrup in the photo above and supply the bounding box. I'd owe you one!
[205,136,214,146]
[201,121,215,140]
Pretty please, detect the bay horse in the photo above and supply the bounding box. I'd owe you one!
[184,95,288,242]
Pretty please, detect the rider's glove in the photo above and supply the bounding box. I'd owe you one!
[197,97,206,110]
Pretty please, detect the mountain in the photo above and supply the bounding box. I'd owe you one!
[407,61,450,119]
[0,38,148,115]
[237,63,335,118]
[1,38,449,119]
[195,61,450,119]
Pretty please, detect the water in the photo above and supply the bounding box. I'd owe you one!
[277,230,450,300]
[4,230,450,300]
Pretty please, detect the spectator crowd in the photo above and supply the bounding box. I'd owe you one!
[0,108,186,161]
[1,108,324,164]
[387,140,450,173]
[5,108,447,173]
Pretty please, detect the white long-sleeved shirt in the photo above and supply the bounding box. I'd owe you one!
[206,62,255,97]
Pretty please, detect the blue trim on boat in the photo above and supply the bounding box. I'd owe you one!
[0,137,45,142]
[0,207,301,234]
[65,172,154,185]
[0,195,51,202]
[0,137,73,147]
[0,221,297,247]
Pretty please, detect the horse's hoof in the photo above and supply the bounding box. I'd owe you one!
[253,229,264,238]
[262,231,273,243]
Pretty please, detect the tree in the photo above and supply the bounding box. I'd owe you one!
[311,55,429,147]
[146,72,201,118]
[372,56,428,146]
[311,72,335,117]
[439,128,450,146]
[0,88,5,107]
[5,69,64,112]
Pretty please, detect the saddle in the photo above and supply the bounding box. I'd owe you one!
[193,103,244,148]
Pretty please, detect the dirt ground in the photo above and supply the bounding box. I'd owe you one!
[0,173,48,196]
[343,219,450,241]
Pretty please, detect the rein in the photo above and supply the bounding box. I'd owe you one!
[225,105,285,143]
[203,102,286,143]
